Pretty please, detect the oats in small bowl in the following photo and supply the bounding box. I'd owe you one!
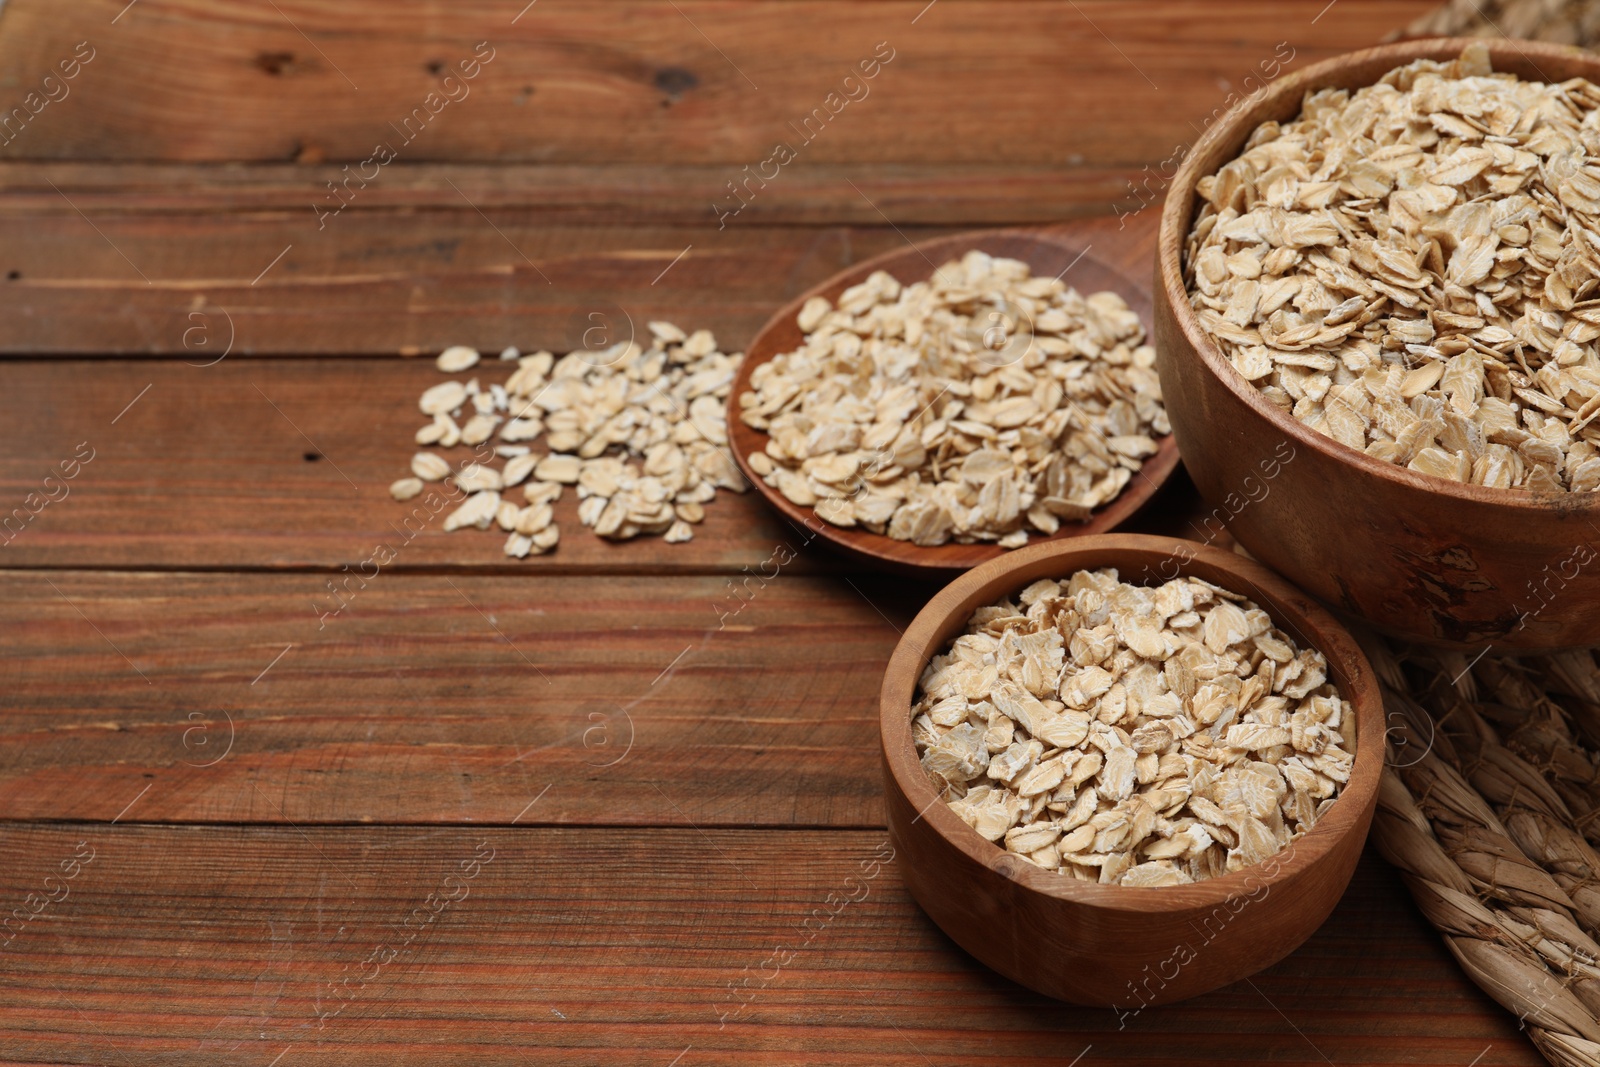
[879,534,1382,1006]
[913,567,1353,887]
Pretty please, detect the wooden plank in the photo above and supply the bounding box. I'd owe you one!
[0,570,911,826]
[0,357,803,570]
[0,217,963,356]
[0,211,1158,357]
[0,2,1433,164]
[0,825,1538,1064]
[0,161,1148,226]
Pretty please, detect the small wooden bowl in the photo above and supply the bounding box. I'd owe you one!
[879,534,1383,1007]
[1155,38,1600,649]
[728,229,1180,575]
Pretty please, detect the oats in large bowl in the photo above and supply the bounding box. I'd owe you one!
[1186,43,1600,492]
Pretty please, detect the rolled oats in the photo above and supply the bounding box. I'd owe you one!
[912,568,1353,884]
[514,503,554,535]
[411,452,451,482]
[389,477,424,501]
[740,251,1168,547]
[454,462,503,493]
[1400,0,1600,48]
[443,489,500,532]
[437,345,481,373]
[419,381,467,417]
[523,481,562,506]
[401,325,744,556]
[1187,45,1600,492]
[536,455,581,485]
[501,453,538,488]
[460,414,499,446]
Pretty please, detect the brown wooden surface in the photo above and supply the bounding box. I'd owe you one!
[0,213,972,356]
[0,0,1542,1063]
[0,570,916,826]
[0,1,1435,164]
[0,828,1539,1066]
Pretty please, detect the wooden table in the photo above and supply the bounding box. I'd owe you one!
[0,1,1546,1062]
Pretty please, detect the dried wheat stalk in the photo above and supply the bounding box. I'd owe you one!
[1367,636,1600,1065]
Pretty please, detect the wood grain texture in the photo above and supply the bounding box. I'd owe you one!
[0,570,920,826]
[0,825,1542,1065]
[0,2,1435,164]
[0,208,1158,358]
[0,160,1155,226]
[0,357,800,571]
[0,0,1540,1057]
[0,216,957,356]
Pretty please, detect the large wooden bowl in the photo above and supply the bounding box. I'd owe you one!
[1155,38,1600,650]
[880,534,1383,1006]
[729,229,1180,576]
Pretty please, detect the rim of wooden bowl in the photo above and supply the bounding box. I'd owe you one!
[727,228,1181,575]
[879,533,1385,911]
[1157,36,1600,518]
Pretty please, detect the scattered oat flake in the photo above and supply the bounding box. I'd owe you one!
[437,345,481,373]
[398,330,745,557]
[389,477,424,501]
